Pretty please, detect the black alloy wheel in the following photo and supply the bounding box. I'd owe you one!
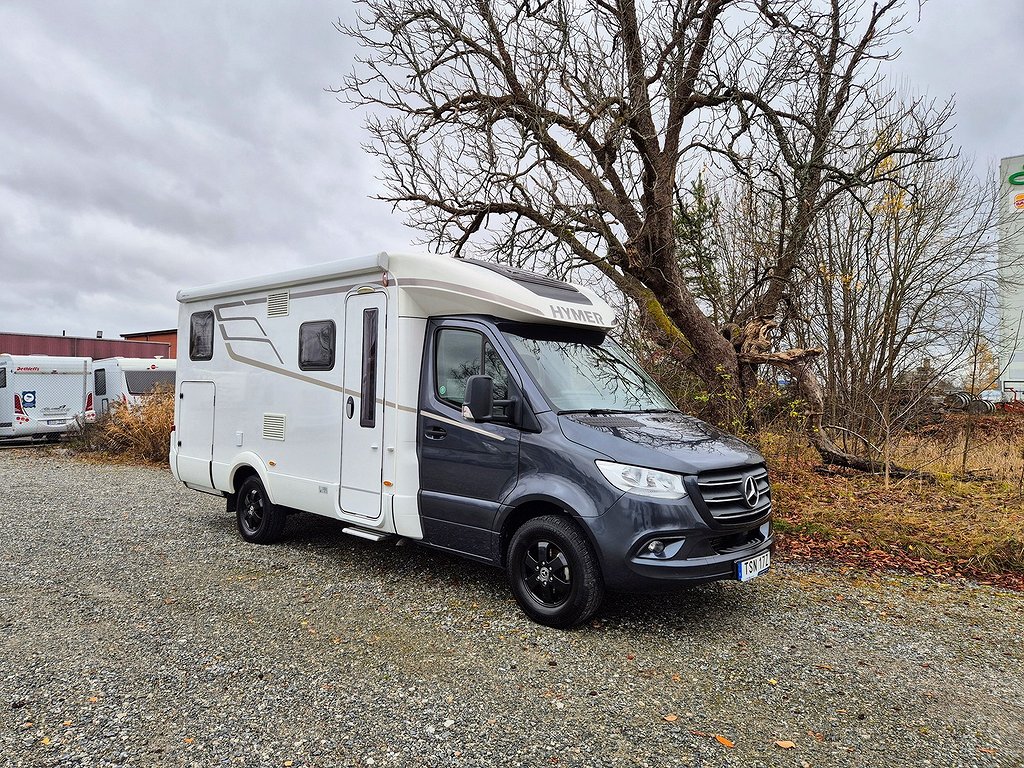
[235,475,286,544]
[507,515,604,629]
[522,539,573,608]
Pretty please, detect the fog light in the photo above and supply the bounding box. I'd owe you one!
[647,540,665,555]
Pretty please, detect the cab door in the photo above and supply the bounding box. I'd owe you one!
[418,322,521,561]
[340,292,387,518]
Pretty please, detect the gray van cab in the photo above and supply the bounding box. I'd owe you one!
[418,316,773,627]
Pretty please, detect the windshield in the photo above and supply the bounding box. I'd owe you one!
[503,330,676,413]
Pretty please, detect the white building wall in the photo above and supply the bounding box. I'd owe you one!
[999,154,1024,399]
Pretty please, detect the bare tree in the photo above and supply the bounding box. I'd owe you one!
[336,0,951,451]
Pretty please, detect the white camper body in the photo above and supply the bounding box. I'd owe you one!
[0,354,92,439]
[92,357,177,414]
[171,252,614,539]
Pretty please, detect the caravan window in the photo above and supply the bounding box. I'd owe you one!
[125,370,176,395]
[435,329,510,411]
[94,369,106,396]
[190,311,214,361]
[359,309,378,428]
[0,367,5,389]
[299,320,336,371]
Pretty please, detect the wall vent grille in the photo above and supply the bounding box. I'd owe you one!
[262,413,286,441]
[267,292,290,317]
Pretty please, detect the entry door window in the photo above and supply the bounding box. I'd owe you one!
[435,329,510,414]
[359,309,379,427]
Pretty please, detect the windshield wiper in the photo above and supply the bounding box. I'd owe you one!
[557,408,636,416]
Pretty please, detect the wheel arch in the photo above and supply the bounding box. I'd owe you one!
[497,493,605,570]
[224,453,274,506]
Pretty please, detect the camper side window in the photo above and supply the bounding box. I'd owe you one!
[94,369,106,396]
[435,329,511,411]
[190,311,214,361]
[298,320,336,371]
[0,367,6,389]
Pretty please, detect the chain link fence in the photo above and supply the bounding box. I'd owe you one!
[0,356,93,441]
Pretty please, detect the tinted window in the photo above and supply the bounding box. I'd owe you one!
[299,320,336,371]
[360,309,378,428]
[94,369,106,396]
[189,311,214,361]
[125,370,176,395]
[435,329,511,413]
[0,367,6,389]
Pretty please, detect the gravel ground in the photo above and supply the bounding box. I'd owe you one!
[1,448,1022,768]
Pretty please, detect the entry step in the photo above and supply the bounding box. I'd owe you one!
[341,526,391,542]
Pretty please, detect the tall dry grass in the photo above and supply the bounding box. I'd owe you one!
[73,385,174,464]
[761,413,1024,579]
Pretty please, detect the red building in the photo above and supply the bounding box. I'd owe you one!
[121,329,178,358]
[0,331,170,359]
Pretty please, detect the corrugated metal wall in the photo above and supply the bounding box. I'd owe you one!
[120,331,178,358]
[0,333,171,359]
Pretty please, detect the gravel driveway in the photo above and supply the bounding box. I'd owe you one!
[1,448,1022,768]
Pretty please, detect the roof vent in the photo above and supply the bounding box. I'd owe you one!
[267,292,290,317]
[262,413,286,441]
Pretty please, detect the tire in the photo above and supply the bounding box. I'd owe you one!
[236,475,286,544]
[506,515,604,629]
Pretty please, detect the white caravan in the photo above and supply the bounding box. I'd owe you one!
[92,357,177,414]
[172,252,774,627]
[0,354,92,440]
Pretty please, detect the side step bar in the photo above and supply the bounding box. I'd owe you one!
[341,526,391,542]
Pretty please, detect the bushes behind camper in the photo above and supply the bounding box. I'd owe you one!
[74,384,174,464]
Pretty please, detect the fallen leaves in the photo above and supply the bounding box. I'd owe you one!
[690,730,736,748]
[662,714,678,722]
[775,740,796,749]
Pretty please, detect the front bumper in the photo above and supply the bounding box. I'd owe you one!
[582,492,774,592]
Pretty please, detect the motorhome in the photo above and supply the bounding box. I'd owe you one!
[171,252,773,627]
[0,354,92,440]
[92,357,177,415]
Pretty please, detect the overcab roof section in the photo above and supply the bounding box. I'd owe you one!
[177,252,616,331]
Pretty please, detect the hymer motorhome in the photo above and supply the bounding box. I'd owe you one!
[171,253,773,627]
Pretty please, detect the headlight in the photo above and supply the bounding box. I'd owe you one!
[595,461,687,499]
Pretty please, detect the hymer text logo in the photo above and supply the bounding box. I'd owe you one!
[550,305,603,324]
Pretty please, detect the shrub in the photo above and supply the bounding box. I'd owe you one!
[73,384,174,464]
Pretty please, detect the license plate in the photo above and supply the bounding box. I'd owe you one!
[46,419,67,425]
[737,551,770,582]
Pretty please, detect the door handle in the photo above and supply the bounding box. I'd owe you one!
[424,426,447,440]
[346,396,354,419]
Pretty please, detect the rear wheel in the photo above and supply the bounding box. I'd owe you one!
[236,476,286,544]
[507,515,604,629]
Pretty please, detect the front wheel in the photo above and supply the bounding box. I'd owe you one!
[236,476,286,544]
[507,515,604,629]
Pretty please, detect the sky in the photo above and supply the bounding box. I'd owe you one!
[0,0,1021,339]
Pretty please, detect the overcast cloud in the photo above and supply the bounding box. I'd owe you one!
[0,0,1021,339]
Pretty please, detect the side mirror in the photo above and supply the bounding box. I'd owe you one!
[462,375,494,422]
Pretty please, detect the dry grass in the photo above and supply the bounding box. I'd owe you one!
[760,413,1024,585]
[72,385,174,465]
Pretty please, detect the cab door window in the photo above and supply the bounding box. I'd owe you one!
[435,329,511,415]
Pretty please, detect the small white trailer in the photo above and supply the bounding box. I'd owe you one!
[0,354,92,440]
[92,357,177,415]
[171,252,774,627]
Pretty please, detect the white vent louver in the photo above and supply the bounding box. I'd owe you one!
[262,413,286,441]
[267,291,290,317]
